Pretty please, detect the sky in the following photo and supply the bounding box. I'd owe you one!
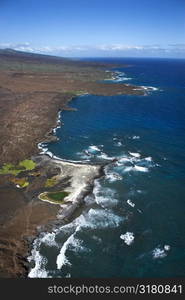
[0,0,185,58]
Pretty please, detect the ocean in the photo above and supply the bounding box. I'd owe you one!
[28,57,185,278]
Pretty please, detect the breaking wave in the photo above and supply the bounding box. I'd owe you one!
[120,232,135,245]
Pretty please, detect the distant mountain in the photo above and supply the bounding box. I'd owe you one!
[0,48,121,70]
[0,48,71,64]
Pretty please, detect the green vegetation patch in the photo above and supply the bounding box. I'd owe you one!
[19,159,36,170]
[49,191,69,201]
[45,177,58,188]
[0,163,24,175]
[39,191,69,204]
[0,159,36,175]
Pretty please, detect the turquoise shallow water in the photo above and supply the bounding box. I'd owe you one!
[28,58,185,278]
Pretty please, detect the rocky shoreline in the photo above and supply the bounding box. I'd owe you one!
[0,50,144,278]
[0,87,105,277]
[35,154,104,208]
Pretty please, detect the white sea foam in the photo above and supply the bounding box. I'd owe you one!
[144,156,152,161]
[127,199,135,207]
[122,77,132,81]
[56,236,73,269]
[132,136,140,140]
[87,208,122,228]
[112,71,132,82]
[29,192,123,276]
[37,110,61,154]
[141,86,159,91]
[116,152,155,173]
[148,86,159,91]
[55,207,123,272]
[117,141,122,146]
[164,245,171,251]
[118,156,131,163]
[78,146,113,161]
[123,166,133,172]
[152,248,166,259]
[129,152,141,158]
[38,142,44,150]
[105,172,123,182]
[88,145,101,153]
[45,151,53,158]
[28,239,48,278]
[59,205,123,233]
[120,232,135,245]
[52,124,61,135]
[38,143,48,154]
[37,142,55,158]
[118,164,149,173]
[76,151,91,160]
[134,165,149,172]
[28,227,83,277]
[93,180,119,207]
[41,232,58,247]
[152,245,170,259]
[59,193,122,230]
[115,77,132,82]
[56,229,83,269]
[28,251,48,278]
[97,152,114,160]
[105,166,123,182]
[57,215,87,234]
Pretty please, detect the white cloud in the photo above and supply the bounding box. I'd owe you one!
[169,43,185,48]
[95,44,144,51]
[0,42,184,57]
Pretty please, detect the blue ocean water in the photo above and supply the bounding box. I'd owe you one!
[28,58,185,278]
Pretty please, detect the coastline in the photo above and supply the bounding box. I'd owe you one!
[0,94,106,278]
[0,51,145,278]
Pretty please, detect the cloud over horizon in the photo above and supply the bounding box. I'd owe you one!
[0,42,185,58]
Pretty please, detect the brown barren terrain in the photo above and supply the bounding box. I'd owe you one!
[0,49,143,277]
